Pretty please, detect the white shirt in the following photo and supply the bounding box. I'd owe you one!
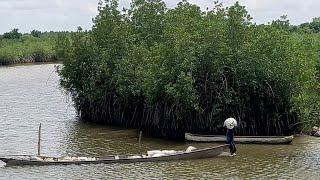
[223,118,237,129]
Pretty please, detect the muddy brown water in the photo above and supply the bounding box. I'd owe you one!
[0,64,319,180]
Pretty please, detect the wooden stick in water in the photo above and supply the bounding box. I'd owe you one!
[38,123,41,156]
[138,131,142,154]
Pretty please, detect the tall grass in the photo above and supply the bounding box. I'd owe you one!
[0,35,57,65]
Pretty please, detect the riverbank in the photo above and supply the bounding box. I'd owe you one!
[0,58,59,66]
[0,61,62,68]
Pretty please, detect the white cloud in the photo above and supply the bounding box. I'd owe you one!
[0,0,319,34]
[223,0,320,24]
[0,0,99,33]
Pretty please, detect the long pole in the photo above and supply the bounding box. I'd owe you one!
[38,123,41,156]
[138,131,142,154]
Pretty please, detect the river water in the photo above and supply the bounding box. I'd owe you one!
[0,63,319,180]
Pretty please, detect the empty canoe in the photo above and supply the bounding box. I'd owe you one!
[185,133,294,144]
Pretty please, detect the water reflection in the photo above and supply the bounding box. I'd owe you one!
[61,121,208,157]
[61,122,140,156]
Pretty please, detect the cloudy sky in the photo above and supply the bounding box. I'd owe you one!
[1,0,319,34]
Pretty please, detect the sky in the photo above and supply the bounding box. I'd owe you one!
[0,0,319,34]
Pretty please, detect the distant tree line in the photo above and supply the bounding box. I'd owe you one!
[291,17,320,33]
[2,28,22,39]
[0,28,74,39]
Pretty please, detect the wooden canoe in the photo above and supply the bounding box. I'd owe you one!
[0,145,228,166]
[185,133,294,144]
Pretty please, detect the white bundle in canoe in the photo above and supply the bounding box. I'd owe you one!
[147,150,178,157]
[61,156,97,161]
[146,146,197,158]
[32,156,97,162]
[185,146,197,152]
[27,146,199,161]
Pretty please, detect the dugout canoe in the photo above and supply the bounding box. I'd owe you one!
[0,145,228,166]
[185,133,294,144]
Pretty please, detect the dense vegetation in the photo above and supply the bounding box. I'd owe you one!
[0,29,68,65]
[58,0,320,138]
[291,17,320,33]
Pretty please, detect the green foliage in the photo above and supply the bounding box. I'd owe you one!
[2,28,22,39]
[55,33,72,62]
[59,0,320,137]
[31,30,42,38]
[58,30,103,103]
[0,34,57,65]
[292,17,320,33]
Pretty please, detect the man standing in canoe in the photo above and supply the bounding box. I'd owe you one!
[223,117,237,156]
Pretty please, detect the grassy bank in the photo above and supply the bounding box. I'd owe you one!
[0,31,70,65]
[58,0,320,138]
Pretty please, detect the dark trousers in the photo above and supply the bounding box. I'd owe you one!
[226,129,236,154]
